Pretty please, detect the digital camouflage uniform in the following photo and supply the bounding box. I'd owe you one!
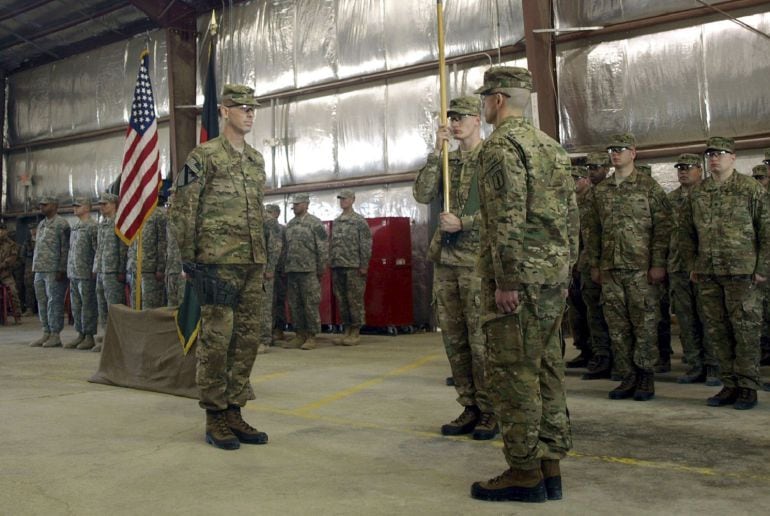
[67,214,98,336]
[127,207,167,309]
[680,143,770,391]
[21,231,36,313]
[94,209,128,329]
[259,210,283,346]
[330,196,372,331]
[273,219,288,333]
[586,164,672,376]
[165,220,183,307]
[169,132,267,412]
[33,212,71,334]
[284,203,328,336]
[0,231,21,315]
[476,78,577,470]
[413,96,491,415]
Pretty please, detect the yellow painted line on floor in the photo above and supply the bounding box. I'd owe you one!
[292,353,442,415]
[250,371,291,384]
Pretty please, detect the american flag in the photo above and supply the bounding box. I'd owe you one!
[116,49,160,244]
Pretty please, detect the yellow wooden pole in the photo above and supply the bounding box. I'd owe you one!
[437,0,450,212]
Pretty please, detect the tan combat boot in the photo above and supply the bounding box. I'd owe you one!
[272,328,285,342]
[205,410,240,450]
[335,327,351,346]
[471,412,499,440]
[42,333,62,348]
[225,406,268,444]
[471,467,546,503]
[300,334,317,350]
[77,335,96,350]
[342,326,361,346]
[63,333,85,349]
[282,331,306,349]
[29,333,50,347]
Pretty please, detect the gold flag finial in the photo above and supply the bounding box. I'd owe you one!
[209,10,218,36]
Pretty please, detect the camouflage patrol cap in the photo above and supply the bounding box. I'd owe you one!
[570,166,588,179]
[291,193,310,204]
[705,136,735,153]
[675,153,702,167]
[97,192,119,204]
[585,152,610,167]
[337,189,355,199]
[265,204,280,214]
[447,96,481,116]
[752,164,769,178]
[606,133,636,149]
[72,197,92,207]
[636,164,652,175]
[474,66,533,94]
[38,196,59,204]
[221,84,259,107]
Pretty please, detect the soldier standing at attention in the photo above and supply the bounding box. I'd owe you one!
[586,134,672,402]
[330,190,372,346]
[29,197,70,348]
[64,198,98,350]
[127,198,167,309]
[566,166,592,367]
[669,154,718,385]
[680,137,770,410]
[21,225,37,315]
[92,193,128,352]
[0,222,22,320]
[165,194,183,307]
[414,96,497,440]
[282,193,328,351]
[169,84,268,450]
[271,205,288,342]
[751,163,770,370]
[471,67,577,503]
[257,204,284,354]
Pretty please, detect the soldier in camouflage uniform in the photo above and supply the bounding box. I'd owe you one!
[64,198,98,350]
[257,204,284,354]
[471,67,577,503]
[752,161,770,370]
[565,166,592,367]
[271,205,288,341]
[21,225,37,315]
[330,190,372,346]
[681,137,770,410]
[127,200,167,309]
[282,193,328,351]
[169,84,268,450]
[29,197,71,348]
[165,198,183,307]
[586,133,672,402]
[413,96,497,440]
[669,154,718,385]
[93,193,128,352]
[0,222,22,320]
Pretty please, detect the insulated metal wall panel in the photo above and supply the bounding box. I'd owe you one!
[554,0,700,28]
[295,0,337,88]
[279,95,338,185]
[337,85,386,178]
[336,0,386,78]
[383,0,436,69]
[444,0,499,57]
[385,75,438,174]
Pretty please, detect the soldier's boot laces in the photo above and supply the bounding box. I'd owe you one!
[677,366,706,384]
[441,405,480,436]
[733,387,758,410]
[225,406,268,444]
[541,460,562,501]
[77,335,96,350]
[633,370,655,401]
[608,372,637,400]
[470,467,546,503]
[342,326,361,346]
[29,333,50,347]
[705,365,722,387]
[471,412,499,440]
[300,334,316,350]
[565,350,591,369]
[581,355,611,380]
[42,333,62,348]
[64,333,85,349]
[205,410,240,450]
[282,332,305,349]
[707,386,738,407]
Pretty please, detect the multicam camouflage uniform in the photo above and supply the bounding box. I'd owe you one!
[0,230,21,315]
[127,207,167,309]
[33,212,71,335]
[413,98,491,416]
[169,132,266,412]
[680,138,770,391]
[165,220,183,307]
[330,196,372,333]
[67,214,98,337]
[566,167,592,359]
[21,229,37,313]
[94,210,128,329]
[476,68,577,471]
[284,204,328,337]
[752,162,770,362]
[258,209,283,346]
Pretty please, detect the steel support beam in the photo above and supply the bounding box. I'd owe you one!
[522,0,559,140]
[165,27,197,179]
[126,0,195,31]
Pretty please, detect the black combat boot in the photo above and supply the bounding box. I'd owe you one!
[541,460,562,500]
[205,410,240,450]
[733,387,758,410]
[634,370,655,401]
[608,372,637,400]
[582,355,611,380]
[654,354,671,374]
[677,366,706,384]
[471,412,499,440]
[471,467,546,503]
[706,386,738,407]
[705,365,722,387]
[441,405,480,435]
[565,350,592,369]
[225,406,268,444]
[445,376,455,386]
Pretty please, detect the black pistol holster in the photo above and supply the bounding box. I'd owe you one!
[183,263,240,308]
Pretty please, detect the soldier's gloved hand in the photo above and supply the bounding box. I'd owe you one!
[55,271,66,282]
[433,125,451,154]
[439,212,462,233]
[154,271,164,282]
[117,273,126,283]
[647,267,666,285]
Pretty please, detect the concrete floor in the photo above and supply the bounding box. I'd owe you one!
[1,317,769,516]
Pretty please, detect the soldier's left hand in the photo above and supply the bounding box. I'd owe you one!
[439,212,462,233]
[495,288,519,314]
[648,267,666,284]
[754,273,767,284]
[154,271,164,282]
[55,271,66,282]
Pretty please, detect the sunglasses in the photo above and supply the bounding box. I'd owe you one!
[448,114,474,122]
[607,147,630,154]
[704,150,732,158]
[586,164,605,170]
[675,164,701,170]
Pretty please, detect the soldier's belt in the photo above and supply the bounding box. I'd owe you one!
[183,262,240,308]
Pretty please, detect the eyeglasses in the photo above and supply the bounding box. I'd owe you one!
[448,114,474,123]
[704,150,732,158]
[607,147,629,154]
[675,164,701,170]
[586,164,605,171]
[763,159,770,166]
[754,175,768,180]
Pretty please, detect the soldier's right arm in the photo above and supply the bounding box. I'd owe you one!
[413,153,441,204]
[584,188,602,268]
[168,148,206,263]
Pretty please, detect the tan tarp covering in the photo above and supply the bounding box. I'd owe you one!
[89,304,198,399]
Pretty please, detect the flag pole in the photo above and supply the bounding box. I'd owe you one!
[436,0,450,212]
